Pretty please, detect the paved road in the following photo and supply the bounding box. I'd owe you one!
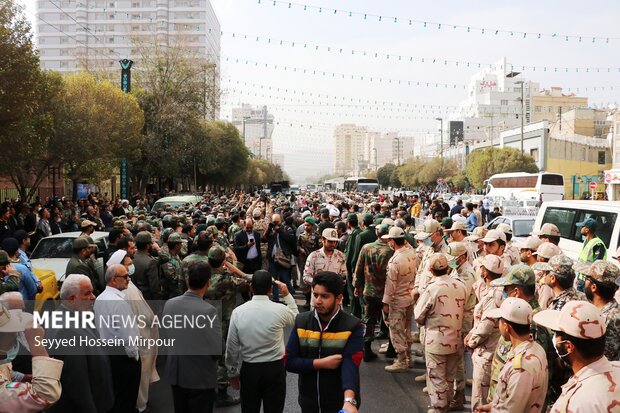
[149,298,473,413]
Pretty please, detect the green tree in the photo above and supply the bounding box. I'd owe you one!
[52,73,144,197]
[0,2,64,201]
[466,147,539,188]
[397,157,426,188]
[377,163,397,188]
[390,167,402,188]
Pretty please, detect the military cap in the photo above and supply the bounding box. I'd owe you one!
[546,255,575,278]
[304,217,317,225]
[488,297,532,325]
[496,223,512,235]
[196,224,208,233]
[429,253,448,271]
[576,217,598,232]
[480,229,506,243]
[534,223,561,237]
[135,231,153,244]
[575,260,620,284]
[73,237,94,250]
[445,221,467,232]
[205,225,220,239]
[168,233,183,244]
[206,216,216,226]
[534,301,606,339]
[381,226,405,240]
[322,228,339,242]
[381,218,395,226]
[374,217,384,225]
[481,254,504,275]
[346,213,358,224]
[491,264,536,287]
[161,228,174,243]
[515,236,542,251]
[207,246,226,260]
[214,217,225,225]
[0,251,9,265]
[440,217,453,229]
[319,208,329,215]
[414,219,441,241]
[446,242,467,258]
[533,242,562,259]
[464,226,488,241]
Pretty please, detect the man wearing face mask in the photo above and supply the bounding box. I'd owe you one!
[464,254,504,410]
[578,260,620,361]
[487,265,551,406]
[474,298,548,413]
[446,242,476,410]
[0,304,64,412]
[534,301,620,412]
[575,218,607,292]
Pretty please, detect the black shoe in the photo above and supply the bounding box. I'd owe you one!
[364,342,378,362]
[215,392,241,408]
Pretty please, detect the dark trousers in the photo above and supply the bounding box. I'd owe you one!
[172,386,216,413]
[244,257,263,274]
[269,259,293,302]
[240,359,286,413]
[109,355,141,413]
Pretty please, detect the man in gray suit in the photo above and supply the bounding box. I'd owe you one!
[163,261,221,413]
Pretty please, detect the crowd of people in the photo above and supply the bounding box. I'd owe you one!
[0,189,618,413]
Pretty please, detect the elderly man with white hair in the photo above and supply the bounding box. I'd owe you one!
[47,274,114,413]
[108,249,160,413]
[94,264,141,413]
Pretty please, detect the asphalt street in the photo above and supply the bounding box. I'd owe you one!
[149,297,473,413]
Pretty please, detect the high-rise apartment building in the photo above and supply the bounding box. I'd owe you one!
[231,104,274,161]
[35,0,220,114]
[333,124,368,175]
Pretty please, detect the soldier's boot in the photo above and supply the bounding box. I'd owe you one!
[405,354,413,368]
[384,352,408,373]
[411,331,420,343]
[414,372,427,382]
[215,388,240,408]
[448,389,465,411]
[364,341,378,362]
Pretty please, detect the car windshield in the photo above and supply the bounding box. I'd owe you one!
[31,238,74,259]
[152,200,196,212]
[513,219,535,237]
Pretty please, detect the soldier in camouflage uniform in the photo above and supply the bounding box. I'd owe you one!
[181,231,213,286]
[539,255,586,311]
[160,233,184,299]
[496,223,520,266]
[297,217,321,288]
[0,251,20,294]
[487,264,552,405]
[352,224,394,361]
[206,246,241,407]
[227,215,242,244]
[580,260,620,361]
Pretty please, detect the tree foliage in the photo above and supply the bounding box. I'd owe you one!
[465,147,539,188]
[245,159,286,187]
[52,73,144,196]
[377,163,397,188]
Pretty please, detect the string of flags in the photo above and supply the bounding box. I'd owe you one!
[257,0,618,45]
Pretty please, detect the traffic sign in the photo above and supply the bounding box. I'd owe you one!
[589,181,597,189]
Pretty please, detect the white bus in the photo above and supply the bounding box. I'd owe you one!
[485,172,564,202]
[344,177,379,193]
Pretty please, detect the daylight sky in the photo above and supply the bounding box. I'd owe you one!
[21,0,620,182]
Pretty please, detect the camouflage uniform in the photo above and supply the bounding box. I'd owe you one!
[414,254,467,412]
[383,246,417,359]
[181,251,209,291]
[490,339,549,413]
[297,229,321,287]
[353,239,394,342]
[254,217,270,269]
[467,283,503,409]
[549,288,587,311]
[227,222,242,244]
[533,301,620,413]
[160,235,184,299]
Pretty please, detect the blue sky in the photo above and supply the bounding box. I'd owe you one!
[21,0,620,181]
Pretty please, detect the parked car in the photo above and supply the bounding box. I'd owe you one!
[533,200,620,261]
[151,195,203,213]
[485,215,536,244]
[30,231,109,287]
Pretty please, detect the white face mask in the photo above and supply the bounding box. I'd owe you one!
[127,264,135,276]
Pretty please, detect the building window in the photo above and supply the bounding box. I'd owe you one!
[109,14,115,19]
[598,151,606,165]
[500,99,508,106]
[108,37,114,43]
[132,2,140,7]
[534,106,541,112]
[530,148,539,162]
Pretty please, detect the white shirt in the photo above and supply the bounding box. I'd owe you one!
[225,294,299,376]
[245,231,259,260]
[94,286,140,359]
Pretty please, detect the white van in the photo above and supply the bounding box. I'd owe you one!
[533,200,620,261]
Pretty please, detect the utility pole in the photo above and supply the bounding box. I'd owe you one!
[436,117,444,174]
[515,80,525,153]
[372,147,378,171]
[119,59,133,200]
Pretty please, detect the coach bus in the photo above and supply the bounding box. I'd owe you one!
[485,172,564,202]
[344,177,380,193]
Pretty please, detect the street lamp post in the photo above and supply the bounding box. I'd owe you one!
[435,117,444,174]
[515,80,525,154]
[372,147,378,171]
[242,116,251,146]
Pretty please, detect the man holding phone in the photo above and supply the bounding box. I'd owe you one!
[234,218,263,275]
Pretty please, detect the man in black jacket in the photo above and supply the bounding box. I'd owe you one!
[263,213,296,302]
[233,218,263,275]
[286,271,364,413]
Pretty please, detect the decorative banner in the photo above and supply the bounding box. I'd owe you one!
[257,0,617,45]
[218,29,620,73]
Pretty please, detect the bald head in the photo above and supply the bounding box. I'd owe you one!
[245,218,254,231]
